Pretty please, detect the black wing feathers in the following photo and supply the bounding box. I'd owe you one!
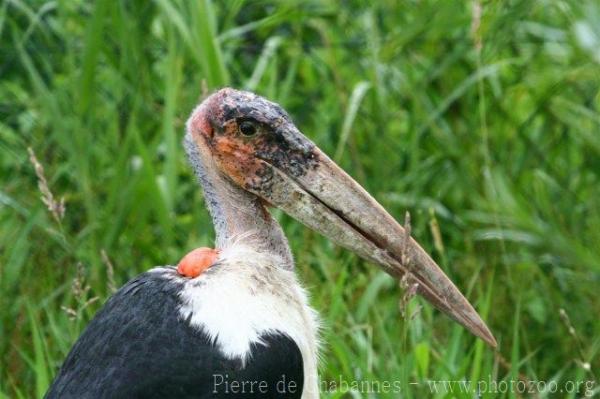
[45,269,303,398]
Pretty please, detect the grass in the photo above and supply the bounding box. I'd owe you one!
[1,0,599,397]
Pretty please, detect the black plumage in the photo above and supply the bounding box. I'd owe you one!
[45,268,304,399]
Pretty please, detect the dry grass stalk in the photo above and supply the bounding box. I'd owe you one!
[100,249,117,293]
[428,208,445,255]
[399,211,421,319]
[559,308,595,379]
[27,147,65,223]
[200,79,209,101]
[61,263,99,321]
[471,0,483,52]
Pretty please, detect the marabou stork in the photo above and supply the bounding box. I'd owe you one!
[46,88,495,399]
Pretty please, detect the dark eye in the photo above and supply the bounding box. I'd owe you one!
[239,120,258,137]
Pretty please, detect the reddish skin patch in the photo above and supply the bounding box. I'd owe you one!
[192,130,266,193]
[190,111,213,138]
[213,135,263,186]
[190,115,264,190]
[177,247,220,278]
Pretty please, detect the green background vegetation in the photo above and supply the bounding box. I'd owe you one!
[1,0,599,397]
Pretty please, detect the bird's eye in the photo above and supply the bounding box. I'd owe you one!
[239,120,258,137]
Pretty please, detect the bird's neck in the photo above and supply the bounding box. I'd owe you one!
[184,134,294,269]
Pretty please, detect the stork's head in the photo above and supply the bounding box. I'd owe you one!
[187,88,496,347]
[186,88,317,192]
